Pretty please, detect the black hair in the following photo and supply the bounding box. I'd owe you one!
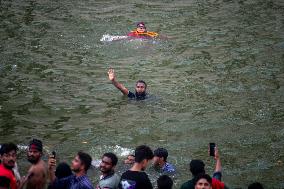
[0,176,10,188]
[190,159,205,177]
[157,175,173,189]
[154,148,168,162]
[103,152,118,166]
[0,143,18,155]
[193,174,212,186]
[29,138,43,152]
[77,151,92,171]
[55,162,72,179]
[134,145,153,163]
[136,22,146,27]
[136,80,147,89]
[248,182,264,189]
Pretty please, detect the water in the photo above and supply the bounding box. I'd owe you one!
[1,0,284,188]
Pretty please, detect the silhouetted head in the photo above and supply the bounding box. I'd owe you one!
[157,175,173,189]
[134,145,153,171]
[190,160,205,177]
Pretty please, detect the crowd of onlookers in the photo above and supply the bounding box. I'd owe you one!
[0,139,264,189]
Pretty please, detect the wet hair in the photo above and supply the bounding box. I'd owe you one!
[248,182,264,189]
[55,162,72,179]
[154,148,168,162]
[134,145,153,163]
[190,159,205,177]
[77,151,92,171]
[0,143,18,155]
[157,175,173,189]
[136,80,147,89]
[136,22,146,28]
[0,176,10,188]
[103,152,118,166]
[193,174,212,186]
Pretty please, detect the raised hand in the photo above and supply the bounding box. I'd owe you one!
[108,68,116,82]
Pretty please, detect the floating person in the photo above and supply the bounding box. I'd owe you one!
[100,22,160,42]
[108,68,148,100]
[127,22,159,39]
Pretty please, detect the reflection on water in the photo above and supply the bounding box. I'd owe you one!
[1,0,284,188]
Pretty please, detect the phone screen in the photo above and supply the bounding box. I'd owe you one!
[209,143,215,156]
[52,151,56,158]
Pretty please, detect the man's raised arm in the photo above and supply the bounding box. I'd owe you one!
[108,68,129,95]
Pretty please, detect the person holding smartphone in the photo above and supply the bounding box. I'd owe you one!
[179,145,228,189]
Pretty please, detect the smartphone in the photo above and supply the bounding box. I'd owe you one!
[209,143,216,156]
[52,151,56,159]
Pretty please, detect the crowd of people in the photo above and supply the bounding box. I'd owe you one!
[0,139,264,189]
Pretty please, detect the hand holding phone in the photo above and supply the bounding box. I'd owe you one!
[209,143,216,156]
[52,151,56,159]
[48,151,57,171]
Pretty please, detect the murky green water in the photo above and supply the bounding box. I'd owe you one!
[1,0,284,188]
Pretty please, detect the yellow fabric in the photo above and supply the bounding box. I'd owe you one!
[132,30,159,37]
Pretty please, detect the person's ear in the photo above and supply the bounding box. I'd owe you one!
[142,159,148,166]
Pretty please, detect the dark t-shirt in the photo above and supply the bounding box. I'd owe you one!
[118,170,153,189]
[127,91,147,100]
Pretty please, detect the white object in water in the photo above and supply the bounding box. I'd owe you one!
[100,34,128,42]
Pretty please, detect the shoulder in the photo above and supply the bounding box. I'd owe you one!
[127,91,136,98]
[212,178,225,188]
[164,162,176,173]
[180,179,194,189]
[81,176,94,189]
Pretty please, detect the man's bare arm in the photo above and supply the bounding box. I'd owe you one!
[108,68,129,95]
[214,146,222,173]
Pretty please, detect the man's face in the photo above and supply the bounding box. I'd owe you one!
[27,149,41,164]
[153,156,162,167]
[100,156,113,174]
[195,178,212,189]
[135,82,146,95]
[1,150,17,169]
[137,25,146,33]
[124,155,135,164]
[71,155,83,173]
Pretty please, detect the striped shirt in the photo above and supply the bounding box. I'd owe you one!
[52,174,94,189]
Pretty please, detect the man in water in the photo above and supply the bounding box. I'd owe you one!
[48,151,94,189]
[96,152,120,189]
[127,22,158,39]
[25,139,48,189]
[153,148,176,174]
[108,68,148,100]
[119,145,153,189]
[0,143,18,189]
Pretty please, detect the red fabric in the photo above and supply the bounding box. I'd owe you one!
[0,164,17,189]
[212,178,225,189]
[127,31,144,38]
